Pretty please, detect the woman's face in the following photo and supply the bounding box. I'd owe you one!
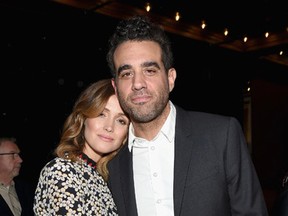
[83,95,129,162]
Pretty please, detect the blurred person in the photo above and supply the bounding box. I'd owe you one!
[273,171,288,216]
[33,79,129,215]
[106,15,269,216]
[0,137,34,216]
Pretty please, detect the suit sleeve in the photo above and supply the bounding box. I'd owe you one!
[225,117,268,215]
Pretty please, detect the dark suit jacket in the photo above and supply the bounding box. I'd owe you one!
[0,178,35,216]
[108,105,269,216]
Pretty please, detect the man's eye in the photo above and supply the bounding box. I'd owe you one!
[119,71,132,78]
[145,69,157,75]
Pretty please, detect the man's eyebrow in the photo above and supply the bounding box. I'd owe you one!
[141,61,160,69]
[118,64,132,74]
[117,61,160,75]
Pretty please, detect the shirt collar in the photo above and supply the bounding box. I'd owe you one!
[0,180,15,189]
[128,101,176,152]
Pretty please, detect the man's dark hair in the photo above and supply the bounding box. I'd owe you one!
[106,15,174,77]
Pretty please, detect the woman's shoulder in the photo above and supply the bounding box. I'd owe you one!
[40,157,80,175]
[43,157,70,168]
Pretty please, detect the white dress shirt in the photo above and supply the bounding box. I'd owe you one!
[128,101,176,216]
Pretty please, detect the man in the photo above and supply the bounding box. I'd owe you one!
[273,171,288,215]
[0,137,34,216]
[106,15,268,215]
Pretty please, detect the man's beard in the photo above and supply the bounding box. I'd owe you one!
[117,91,169,123]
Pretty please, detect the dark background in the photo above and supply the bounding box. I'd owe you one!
[1,1,288,213]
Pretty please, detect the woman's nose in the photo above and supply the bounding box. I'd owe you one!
[104,124,113,132]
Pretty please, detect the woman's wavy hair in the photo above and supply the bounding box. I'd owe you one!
[55,79,127,181]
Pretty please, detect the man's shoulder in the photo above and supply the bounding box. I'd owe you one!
[174,104,242,134]
[175,104,232,122]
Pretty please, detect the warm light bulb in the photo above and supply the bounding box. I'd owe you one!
[175,12,180,21]
[265,32,269,38]
[145,3,150,12]
[243,36,248,42]
[224,28,228,36]
[201,20,206,29]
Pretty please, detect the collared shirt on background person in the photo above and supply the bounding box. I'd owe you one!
[0,182,22,216]
[0,137,34,216]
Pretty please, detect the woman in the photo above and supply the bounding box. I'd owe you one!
[33,79,129,215]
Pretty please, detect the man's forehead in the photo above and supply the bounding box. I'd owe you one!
[0,141,17,150]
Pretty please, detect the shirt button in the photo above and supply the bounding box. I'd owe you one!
[151,146,155,150]
[156,199,161,204]
[153,172,158,177]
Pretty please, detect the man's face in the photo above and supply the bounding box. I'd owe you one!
[0,141,23,181]
[112,40,176,123]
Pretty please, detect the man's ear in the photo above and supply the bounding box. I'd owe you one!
[168,68,177,92]
[111,78,117,94]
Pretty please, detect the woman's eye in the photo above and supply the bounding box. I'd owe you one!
[118,119,128,125]
[98,113,105,117]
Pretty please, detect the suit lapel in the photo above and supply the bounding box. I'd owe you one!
[117,107,197,216]
[119,146,138,216]
[0,195,14,216]
[173,107,195,216]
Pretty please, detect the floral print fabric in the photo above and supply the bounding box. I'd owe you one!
[33,156,118,216]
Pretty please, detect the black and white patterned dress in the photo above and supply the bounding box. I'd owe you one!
[33,154,118,216]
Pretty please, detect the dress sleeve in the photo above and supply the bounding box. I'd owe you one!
[33,159,84,215]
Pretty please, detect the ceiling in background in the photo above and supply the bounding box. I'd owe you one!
[2,0,288,67]
[49,0,288,67]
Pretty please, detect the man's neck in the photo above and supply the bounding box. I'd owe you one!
[132,103,170,141]
[0,176,13,187]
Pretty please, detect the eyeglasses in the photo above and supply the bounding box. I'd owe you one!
[0,152,21,159]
